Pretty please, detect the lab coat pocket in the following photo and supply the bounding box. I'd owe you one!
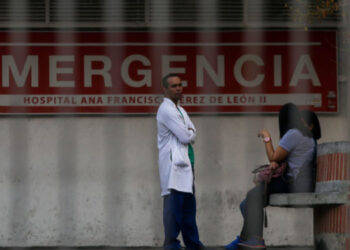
[168,145,193,193]
[172,139,190,168]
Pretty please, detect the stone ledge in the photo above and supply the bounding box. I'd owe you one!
[317,141,350,156]
[269,192,348,207]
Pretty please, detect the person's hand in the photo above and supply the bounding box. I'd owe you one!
[269,161,279,170]
[258,128,271,139]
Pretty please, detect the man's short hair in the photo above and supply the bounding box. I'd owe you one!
[162,73,180,89]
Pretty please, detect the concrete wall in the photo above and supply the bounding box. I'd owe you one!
[0,82,348,247]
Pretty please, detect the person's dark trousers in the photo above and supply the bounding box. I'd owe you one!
[240,176,289,240]
[163,189,204,250]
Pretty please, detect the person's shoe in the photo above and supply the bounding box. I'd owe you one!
[237,236,266,250]
[224,235,241,250]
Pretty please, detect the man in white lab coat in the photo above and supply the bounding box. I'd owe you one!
[156,73,204,250]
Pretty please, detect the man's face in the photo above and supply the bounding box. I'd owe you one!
[164,76,183,103]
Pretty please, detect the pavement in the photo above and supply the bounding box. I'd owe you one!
[0,247,314,250]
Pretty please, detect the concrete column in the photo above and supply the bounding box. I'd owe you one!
[314,141,350,250]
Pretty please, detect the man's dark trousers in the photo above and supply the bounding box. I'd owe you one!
[163,189,203,250]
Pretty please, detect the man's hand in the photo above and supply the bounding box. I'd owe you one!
[187,128,195,144]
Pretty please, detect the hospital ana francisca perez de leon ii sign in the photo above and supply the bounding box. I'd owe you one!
[0,31,337,114]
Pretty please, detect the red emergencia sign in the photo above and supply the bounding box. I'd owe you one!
[0,31,337,114]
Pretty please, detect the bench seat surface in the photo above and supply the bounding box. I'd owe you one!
[269,192,347,207]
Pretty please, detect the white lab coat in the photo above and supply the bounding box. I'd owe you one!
[156,98,196,196]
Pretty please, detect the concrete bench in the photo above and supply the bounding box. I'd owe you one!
[268,141,350,250]
[269,191,347,207]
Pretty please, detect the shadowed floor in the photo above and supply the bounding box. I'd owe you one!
[0,247,314,250]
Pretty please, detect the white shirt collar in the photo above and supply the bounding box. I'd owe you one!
[163,97,179,107]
